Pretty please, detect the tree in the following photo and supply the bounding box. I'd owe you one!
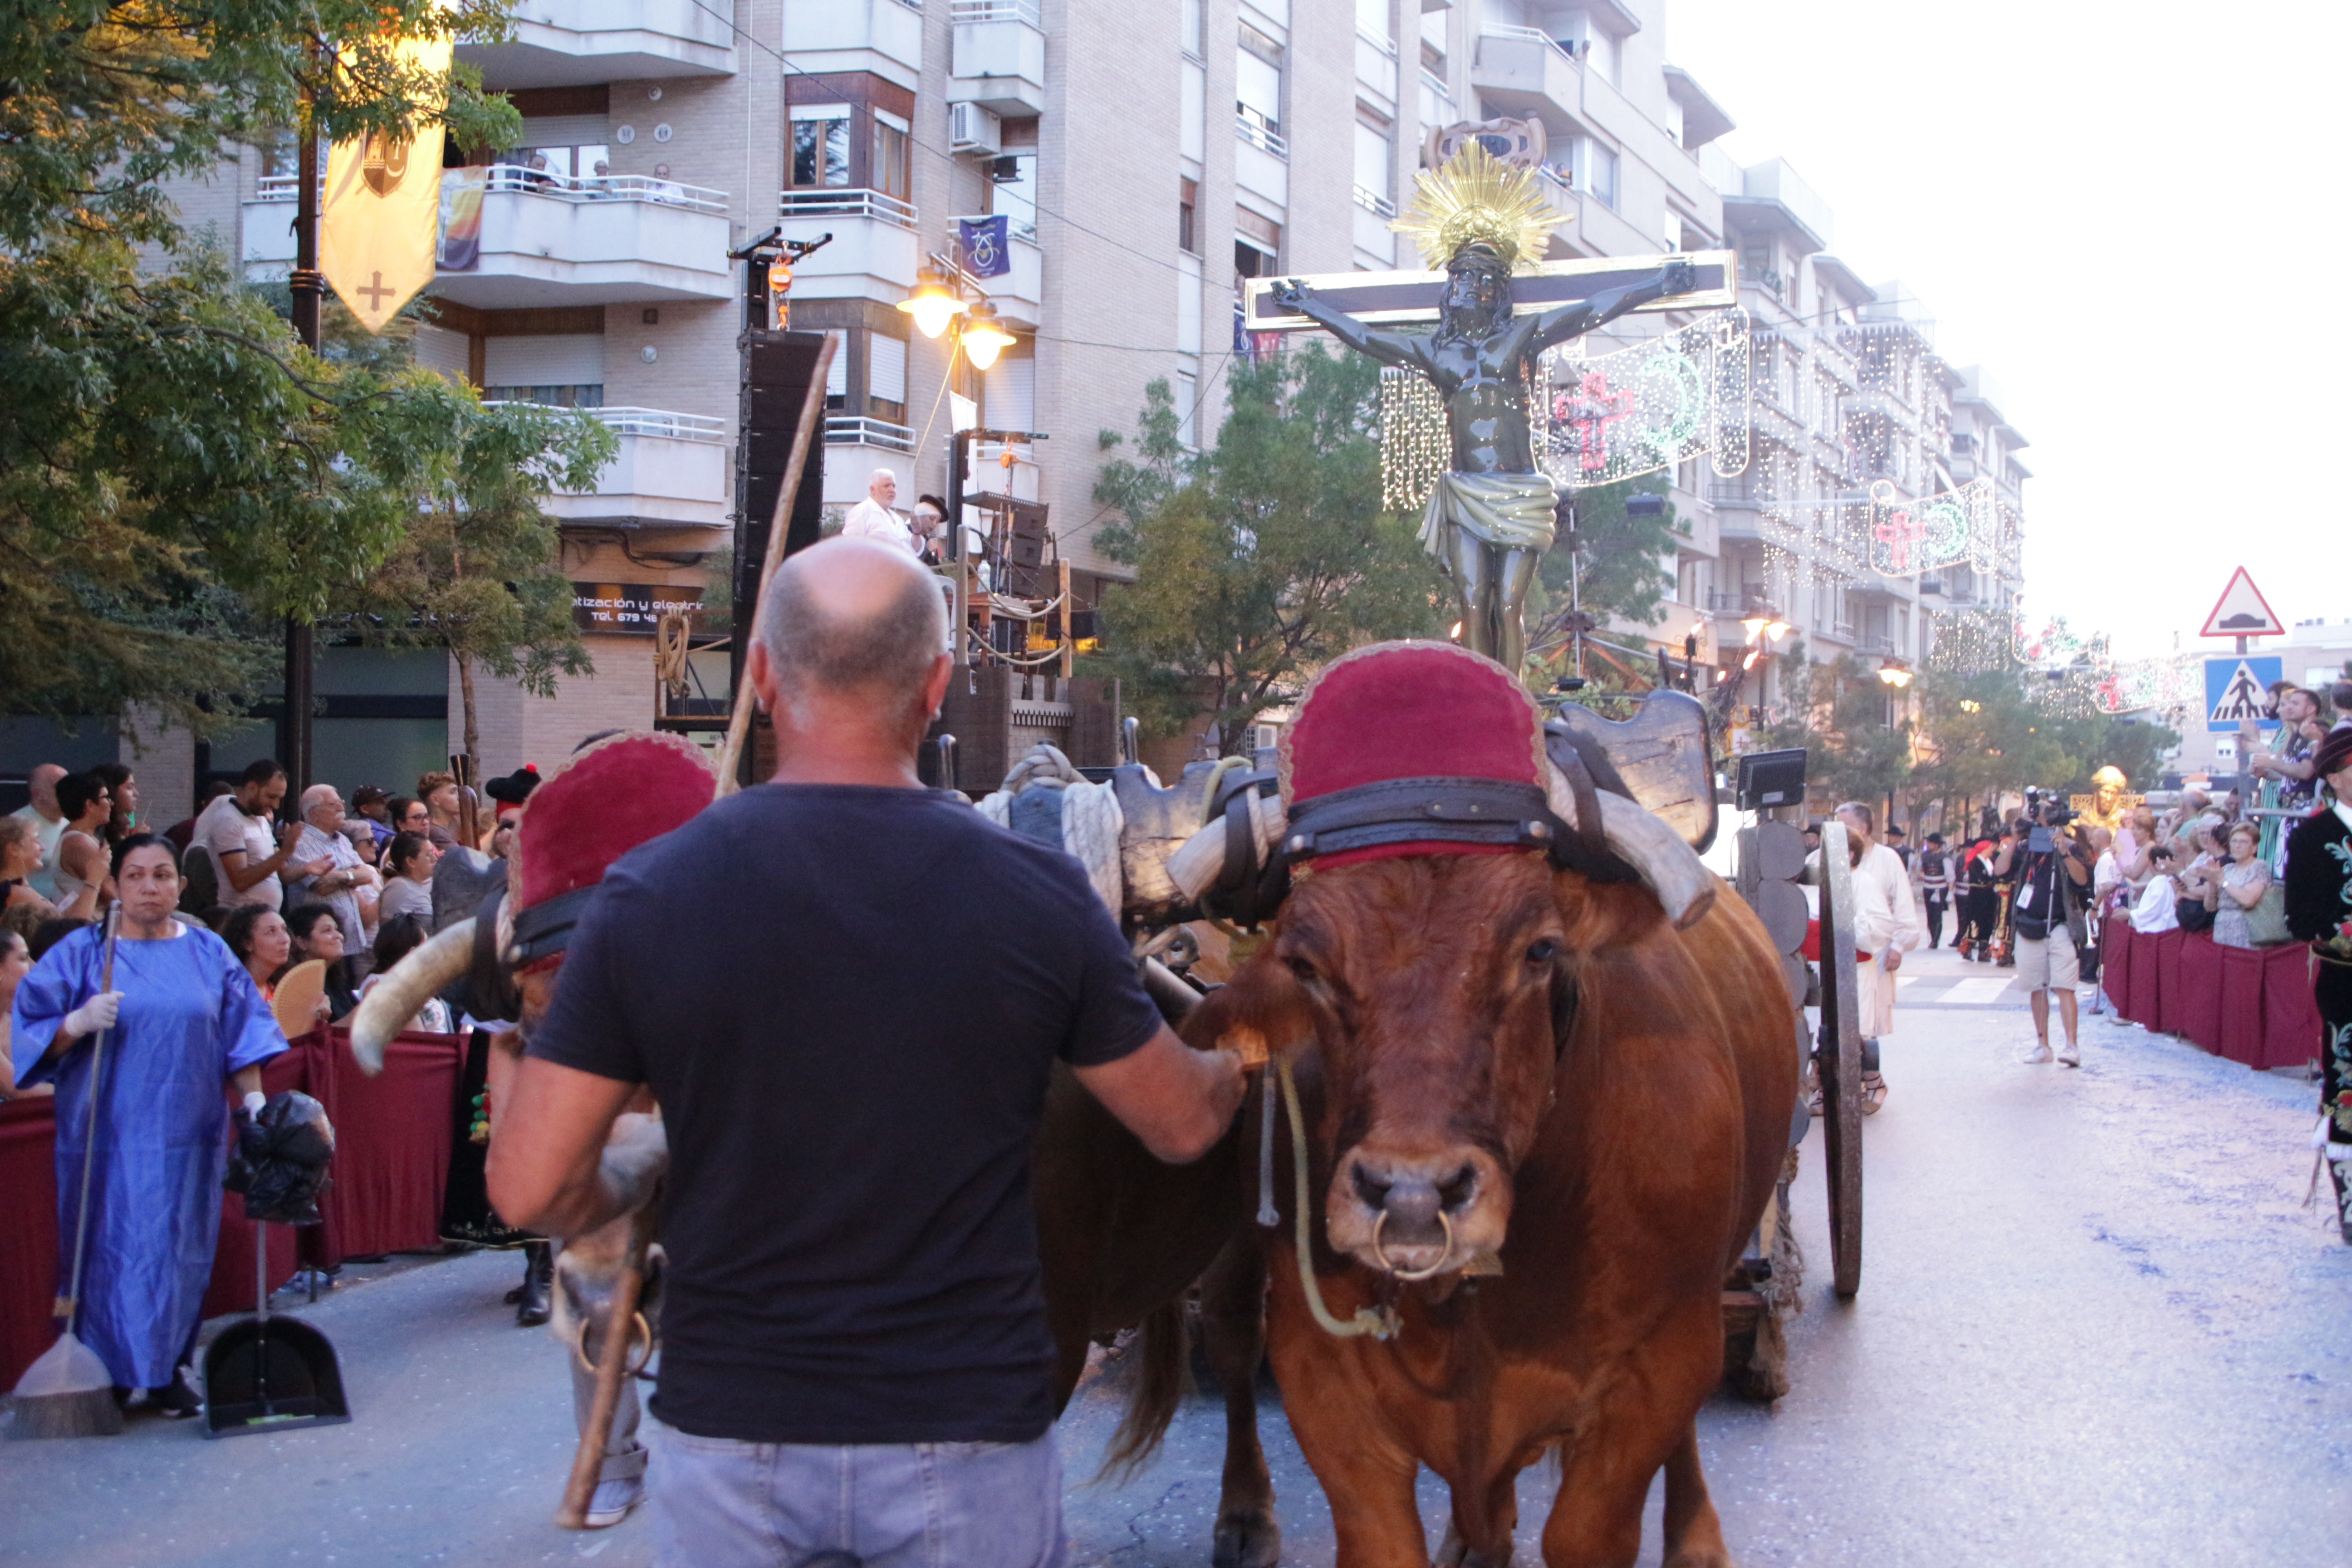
[1758,649,1914,811]
[1908,666,2179,832]
[325,399,616,773]
[0,1,521,732]
[1534,472,1687,632]
[1088,346,1446,755]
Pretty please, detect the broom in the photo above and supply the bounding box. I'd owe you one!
[7,903,124,1440]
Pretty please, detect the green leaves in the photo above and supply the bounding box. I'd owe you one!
[1087,346,1445,755]
[0,0,537,732]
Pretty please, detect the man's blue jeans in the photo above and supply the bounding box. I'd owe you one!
[647,1425,1068,1568]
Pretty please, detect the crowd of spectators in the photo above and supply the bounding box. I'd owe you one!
[3,757,540,1094]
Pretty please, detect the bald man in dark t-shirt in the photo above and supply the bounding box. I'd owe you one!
[492,539,1243,1565]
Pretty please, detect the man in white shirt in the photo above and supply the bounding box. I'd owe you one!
[196,759,316,913]
[1835,800,1925,1113]
[285,784,380,954]
[9,763,67,900]
[840,467,916,554]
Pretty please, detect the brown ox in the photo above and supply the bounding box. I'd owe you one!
[1089,849,1795,1568]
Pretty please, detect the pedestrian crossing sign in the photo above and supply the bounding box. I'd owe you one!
[2205,655,2283,732]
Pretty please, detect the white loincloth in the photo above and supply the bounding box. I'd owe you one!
[1419,469,1560,562]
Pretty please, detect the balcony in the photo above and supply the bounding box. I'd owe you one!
[823,416,917,507]
[1235,115,1287,206]
[495,405,731,529]
[776,188,920,301]
[455,0,735,90]
[1471,25,1583,129]
[782,0,924,93]
[953,216,1042,328]
[244,168,733,307]
[948,0,1046,118]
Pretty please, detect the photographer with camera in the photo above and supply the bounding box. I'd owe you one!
[1993,793,2096,1065]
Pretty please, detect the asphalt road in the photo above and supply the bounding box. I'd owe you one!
[4,943,2346,1567]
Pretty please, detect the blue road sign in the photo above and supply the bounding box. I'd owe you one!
[2205,655,2283,733]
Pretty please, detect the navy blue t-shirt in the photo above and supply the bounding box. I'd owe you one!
[526,783,1161,1444]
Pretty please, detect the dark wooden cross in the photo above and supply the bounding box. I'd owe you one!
[1241,250,1738,331]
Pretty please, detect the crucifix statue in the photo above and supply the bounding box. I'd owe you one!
[1267,144,1700,669]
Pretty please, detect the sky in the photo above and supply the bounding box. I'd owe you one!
[1663,0,2352,661]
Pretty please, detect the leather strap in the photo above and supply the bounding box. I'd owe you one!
[508,883,599,969]
[467,884,524,1022]
[1279,777,1562,862]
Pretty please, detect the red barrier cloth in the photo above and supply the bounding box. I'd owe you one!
[0,1098,62,1390]
[2104,916,2136,1021]
[2131,926,2166,1028]
[2174,934,2225,1052]
[2219,944,2267,1066]
[2262,945,2325,1072]
[2152,929,2189,1034]
[317,1029,463,1258]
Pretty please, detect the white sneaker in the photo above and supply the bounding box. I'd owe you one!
[2058,1039,2081,1067]
[583,1476,642,1529]
[2021,1041,2053,1064]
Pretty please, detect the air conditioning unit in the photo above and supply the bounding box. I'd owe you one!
[948,103,1002,157]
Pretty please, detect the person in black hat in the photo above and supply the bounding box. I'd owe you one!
[2286,725,2352,1243]
[485,765,541,808]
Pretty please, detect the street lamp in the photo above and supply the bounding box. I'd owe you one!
[958,300,1017,369]
[1959,698,1981,713]
[1877,658,1913,689]
[897,263,967,338]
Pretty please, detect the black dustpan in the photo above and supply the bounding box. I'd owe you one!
[204,1222,349,1437]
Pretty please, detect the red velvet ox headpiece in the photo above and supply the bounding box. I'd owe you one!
[506,731,715,969]
[1278,641,1551,871]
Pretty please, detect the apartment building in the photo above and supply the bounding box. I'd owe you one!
[51,0,2028,810]
[1694,147,2028,725]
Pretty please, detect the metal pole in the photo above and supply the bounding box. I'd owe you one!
[282,68,323,794]
[2235,632,2252,815]
[948,430,970,667]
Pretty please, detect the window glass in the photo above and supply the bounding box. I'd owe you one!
[1181,0,1203,56]
[1355,0,1388,39]
[1353,121,1391,195]
[790,105,852,187]
[1237,49,1283,135]
[872,113,911,200]
[990,153,1038,239]
[1235,233,1278,279]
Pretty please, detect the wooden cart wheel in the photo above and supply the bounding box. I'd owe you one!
[1816,822,1864,1299]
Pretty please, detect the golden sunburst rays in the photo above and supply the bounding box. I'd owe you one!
[1390,141,1565,272]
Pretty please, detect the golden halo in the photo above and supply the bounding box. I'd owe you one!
[1390,141,1565,271]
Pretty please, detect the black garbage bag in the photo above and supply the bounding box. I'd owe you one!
[225,1090,337,1225]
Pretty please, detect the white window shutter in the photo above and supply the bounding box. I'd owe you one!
[869,333,908,403]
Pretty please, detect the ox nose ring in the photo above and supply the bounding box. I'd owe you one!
[1371,1208,1455,1282]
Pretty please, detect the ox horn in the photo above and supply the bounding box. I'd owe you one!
[1164,788,1286,906]
[349,918,475,1075]
[1546,764,1716,930]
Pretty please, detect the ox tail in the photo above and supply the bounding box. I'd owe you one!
[1094,1299,1191,1481]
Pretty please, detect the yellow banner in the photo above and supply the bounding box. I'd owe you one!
[320,34,452,333]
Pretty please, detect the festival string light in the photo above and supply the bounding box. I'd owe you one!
[1532,309,1753,489]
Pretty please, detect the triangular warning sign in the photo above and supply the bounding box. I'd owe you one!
[2200,567,2284,638]
[2209,659,2270,725]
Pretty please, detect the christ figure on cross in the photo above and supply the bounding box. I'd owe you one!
[1273,251,1695,668]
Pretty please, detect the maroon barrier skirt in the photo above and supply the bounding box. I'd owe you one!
[0,1099,62,1391]
[2,1029,463,1386]
[2218,944,2268,1066]
[2174,934,2225,1051]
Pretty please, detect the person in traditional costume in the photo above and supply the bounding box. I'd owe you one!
[11,834,285,1413]
[1269,143,1696,669]
[2285,726,2352,1243]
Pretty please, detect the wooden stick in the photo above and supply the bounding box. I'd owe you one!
[715,332,838,797]
[553,1204,656,1530]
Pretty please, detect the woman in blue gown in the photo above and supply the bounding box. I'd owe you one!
[14,834,286,1413]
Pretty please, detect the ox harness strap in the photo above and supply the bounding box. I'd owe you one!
[1278,776,1563,862]
[507,884,599,969]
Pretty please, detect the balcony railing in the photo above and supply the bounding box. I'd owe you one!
[1480,23,1584,68]
[258,166,726,216]
[484,401,726,442]
[826,415,915,454]
[1352,185,1397,219]
[1235,115,1288,158]
[949,0,1037,20]
[779,186,918,230]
